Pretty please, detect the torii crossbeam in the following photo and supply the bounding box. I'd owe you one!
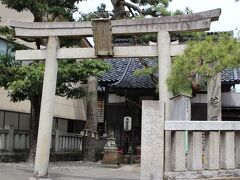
[9,8,221,180]
[10,8,220,37]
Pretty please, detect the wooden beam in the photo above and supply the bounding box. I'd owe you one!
[9,9,221,37]
[165,121,240,131]
[15,45,187,60]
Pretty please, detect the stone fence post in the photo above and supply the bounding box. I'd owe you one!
[170,94,191,171]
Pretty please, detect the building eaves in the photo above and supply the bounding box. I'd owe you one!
[221,68,240,83]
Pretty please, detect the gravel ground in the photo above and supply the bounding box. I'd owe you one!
[0,161,103,170]
[2,162,240,180]
[0,161,140,180]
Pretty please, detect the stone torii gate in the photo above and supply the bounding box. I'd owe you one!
[9,8,221,180]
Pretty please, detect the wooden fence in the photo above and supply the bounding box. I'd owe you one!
[0,128,107,154]
[53,130,82,152]
[0,128,84,152]
[0,127,29,151]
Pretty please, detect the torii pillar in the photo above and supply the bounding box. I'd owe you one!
[158,31,172,171]
[9,8,221,180]
[33,36,59,178]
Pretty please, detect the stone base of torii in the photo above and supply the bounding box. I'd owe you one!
[9,8,221,180]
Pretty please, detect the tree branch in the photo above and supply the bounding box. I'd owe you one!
[127,6,135,17]
[121,1,143,15]
[138,58,158,84]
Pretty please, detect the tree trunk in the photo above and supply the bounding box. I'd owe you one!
[111,0,128,19]
[28,95,41,163]
[83,76,98,162]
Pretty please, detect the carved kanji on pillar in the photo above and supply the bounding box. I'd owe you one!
[208,73,222,121]
[205,73,221,170]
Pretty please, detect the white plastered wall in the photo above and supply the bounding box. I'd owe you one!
[0,88,86,121]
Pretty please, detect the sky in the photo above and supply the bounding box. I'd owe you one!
[76,0,240,33]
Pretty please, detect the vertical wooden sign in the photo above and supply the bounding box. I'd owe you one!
[92,19,113,56]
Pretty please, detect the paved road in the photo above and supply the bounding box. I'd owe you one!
[0,162,140,180]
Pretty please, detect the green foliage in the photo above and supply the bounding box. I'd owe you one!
[6,62,45,102]
[135,0,171,16]
[0,55,110,102]
[78,0,173,20]
[56,59,110,99]
[167,34,240,95]
[0,26,14,40]
[104,1,173,91]
[134,66,157,77]
[1,0,86,47]
[0,0,110,161]
[0,0,111,110]
[129,0,188,17]
[0,25,28,53]
[0,0,83,21]
[79,3,109,21]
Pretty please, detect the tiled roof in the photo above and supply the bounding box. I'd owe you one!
[100,59,240,89]
[100,58,156,89]
[114,58,157,89]
[100,58,130,83]
[221,68,240,83]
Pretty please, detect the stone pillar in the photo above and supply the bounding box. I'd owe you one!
[33,36,59,179]
[141,101,164,180]
[158,31,172,171]
[188,131,202,170]
[218,72,235,170]
[205,132,219,169]
[205,73,221,170]
[170,94,191,171]
[235,132,240,168]
[220,131,235,169]
[207,73,222,122]
[170,94,203,171]
[171,132,185,171]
